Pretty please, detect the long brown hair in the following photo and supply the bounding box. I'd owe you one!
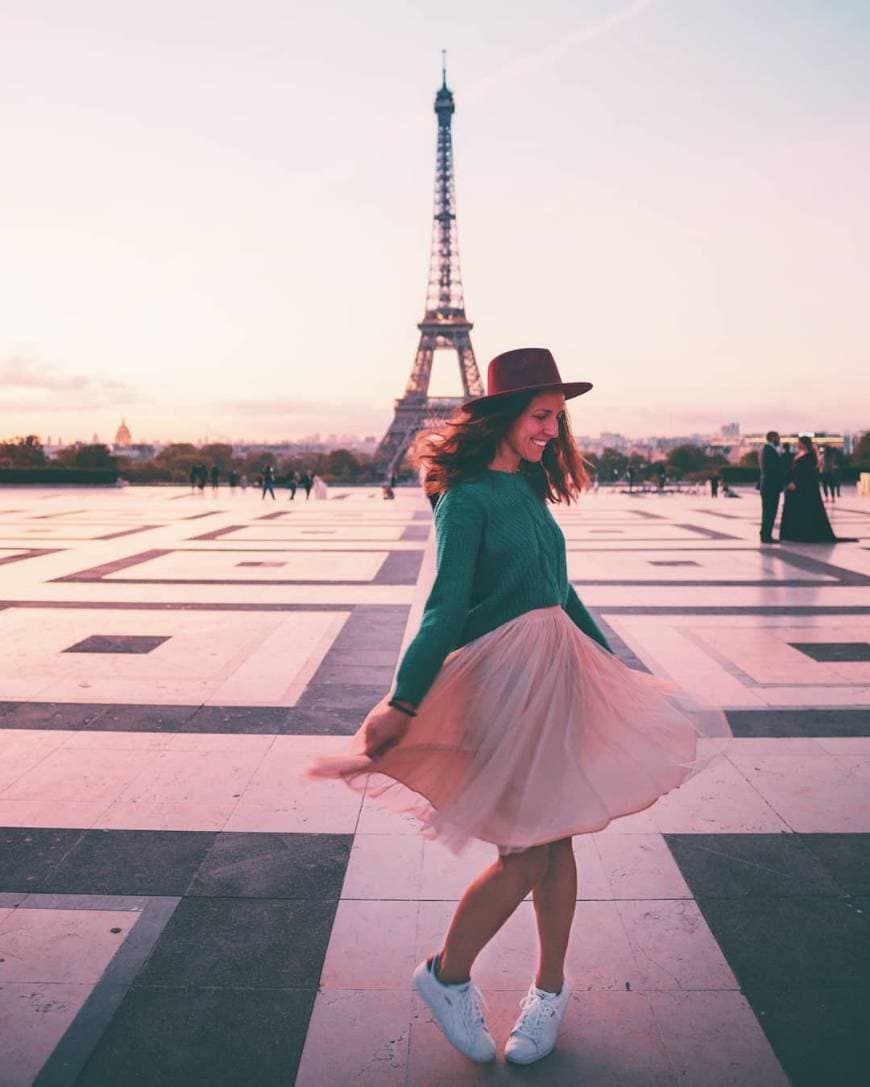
[412,391,590,504]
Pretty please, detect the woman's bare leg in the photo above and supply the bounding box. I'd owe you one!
[531,838,577,993]
[436,846,551,985]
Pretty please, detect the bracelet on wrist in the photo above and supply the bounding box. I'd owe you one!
[388,699,417,717]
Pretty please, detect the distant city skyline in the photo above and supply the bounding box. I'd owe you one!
[2,1,868,443]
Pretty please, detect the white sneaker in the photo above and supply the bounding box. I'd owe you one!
[504,980,571,1065]
[413,958,496,1063]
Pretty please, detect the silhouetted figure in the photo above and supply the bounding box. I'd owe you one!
[627,466,636,492]
[190,463,198,491]
[240,473,249,492]
[196,463,207,493]
[228,469,238,492]
[261,465,276,500]
[819,446,841,502]
[780,435,848,543]
[758,431,785,543]
[299,471,312,500]
[709,472,720,498]
[210,464,220,494]
[657,465,666,492]
[286,469,298,500]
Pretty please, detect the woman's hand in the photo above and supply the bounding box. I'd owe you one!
[362,700,415,758]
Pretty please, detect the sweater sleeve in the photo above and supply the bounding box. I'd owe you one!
[564,583,612,653]
[392,485,486,705]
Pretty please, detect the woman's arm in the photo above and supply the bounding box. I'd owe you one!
[392,486,486,706]
[564,583,612,653]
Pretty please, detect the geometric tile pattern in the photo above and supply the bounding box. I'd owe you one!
[64,634,171,654]
[0,483,868,1083]
[790,641,870,662]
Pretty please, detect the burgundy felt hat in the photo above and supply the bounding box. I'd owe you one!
[464,347,592,410]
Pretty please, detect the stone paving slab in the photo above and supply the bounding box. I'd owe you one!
[0,483,867,1085]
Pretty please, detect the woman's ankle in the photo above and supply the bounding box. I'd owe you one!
[432,951,471,987]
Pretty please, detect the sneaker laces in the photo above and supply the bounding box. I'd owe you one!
[459,983,489,1038]
[512,989,557,1042]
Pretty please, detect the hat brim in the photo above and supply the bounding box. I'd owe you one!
[463,380,593,411]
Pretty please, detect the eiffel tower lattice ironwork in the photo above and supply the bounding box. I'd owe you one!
[376,56,484,476]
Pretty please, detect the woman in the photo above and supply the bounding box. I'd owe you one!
[779,435,838,542]
[308,348,722,1066]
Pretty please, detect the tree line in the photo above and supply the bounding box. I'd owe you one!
[2,434,869,485]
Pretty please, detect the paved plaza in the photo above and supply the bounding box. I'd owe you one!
[0,482,868,1086]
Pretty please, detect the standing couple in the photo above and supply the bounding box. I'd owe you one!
[759,431,844,544]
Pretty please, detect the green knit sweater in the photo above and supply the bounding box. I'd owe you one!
[393,469,611,706]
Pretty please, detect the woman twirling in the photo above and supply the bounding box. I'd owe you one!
[308,348,723,1066]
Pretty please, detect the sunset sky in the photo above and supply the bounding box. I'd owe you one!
[1,0,868,445]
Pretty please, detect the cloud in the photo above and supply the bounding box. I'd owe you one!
[0,355,138,409]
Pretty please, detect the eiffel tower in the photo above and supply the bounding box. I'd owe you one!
[376,55,484,476]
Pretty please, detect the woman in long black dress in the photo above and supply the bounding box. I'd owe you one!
[779,435,837,542]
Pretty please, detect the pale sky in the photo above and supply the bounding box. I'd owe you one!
[1,0,868,445]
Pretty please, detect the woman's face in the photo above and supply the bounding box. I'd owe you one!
[501,391,566,465]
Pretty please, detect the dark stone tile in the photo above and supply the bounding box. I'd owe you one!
[400,524,430,541]
[326,649,400,667]
[76,985,315,1087]
[748,988,870,1087]
[135,898,336,988]
[279,707,363,736]
[373,550,424,585]
[312,663,396,686]
[90,704,200,732]
[726,708,870,738]
[186,706,288,733]
[235,559,287,567]
[790,641,870,662]
[64,635,170,654]
[188,832,351,899]
[648,560,700,566]
[0,701,19,717]
[0,702,107,730]
[0,828,84,891]
[694,896,870,990]
[45,830,216,895]
[665,834,842,897]
[297,684,385,713]
[797,834,870,896]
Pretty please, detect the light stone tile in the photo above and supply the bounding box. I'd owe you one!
[0,907,138,982]
[320,900,419,989]
[296,989,410,1087]
[594,834,692,900]
[0,982,99,1087]
[651,757,790,834]
[730,753,870,832]
[341,834,424,900]
[616,900,738,990]
[649,990,789,1086]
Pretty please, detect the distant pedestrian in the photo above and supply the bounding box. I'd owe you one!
[709,472,720,498]
[240,474,249,492]
[758,431,785,543]
[229,469,238,493]
[819,446,841,502]
[261,465,276,500]
[190,463,198,491]
[300,471,313,500]
[286,469,298,500]
[312,473,328,499]
[210,464,220,494]
[196,463,207,493]
[657,465,666,492]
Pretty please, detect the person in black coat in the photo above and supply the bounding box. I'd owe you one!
[779,435,838,543]
[758,431,785,543]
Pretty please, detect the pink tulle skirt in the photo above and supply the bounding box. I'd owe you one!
[306,607,726,854]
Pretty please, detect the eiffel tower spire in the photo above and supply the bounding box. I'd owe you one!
[376,56,484,475]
